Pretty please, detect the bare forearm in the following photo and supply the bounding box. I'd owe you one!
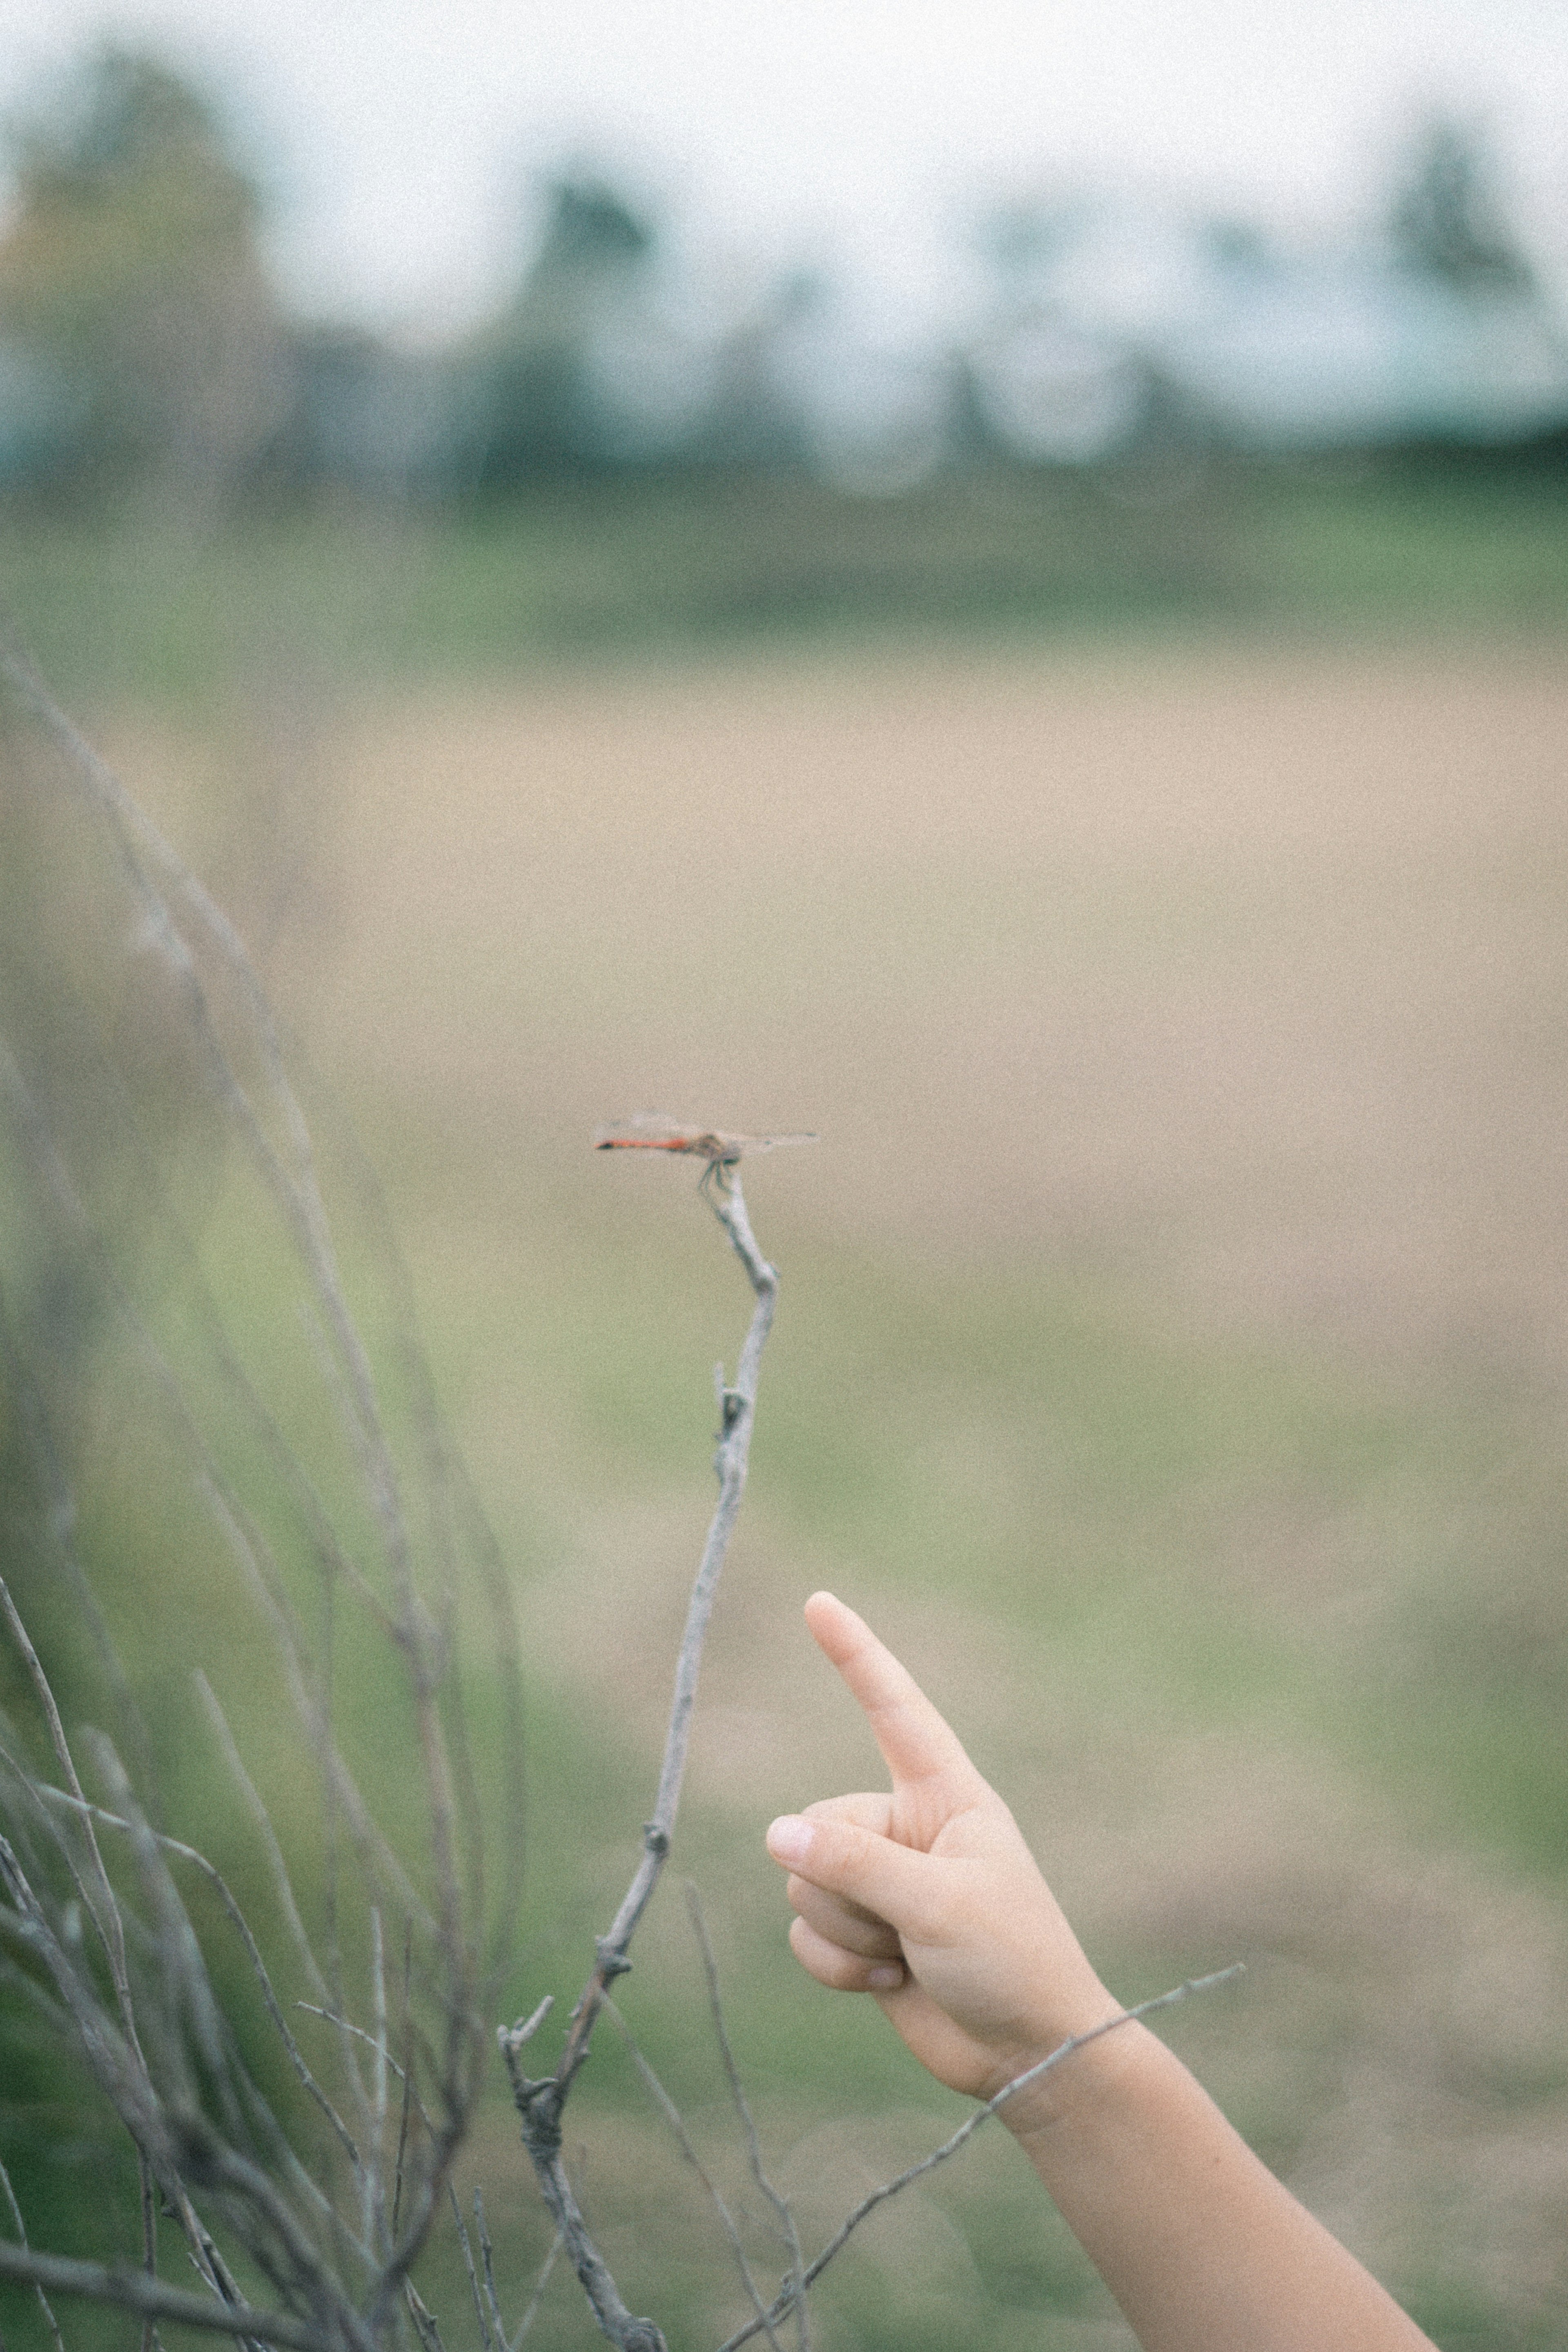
[1007,2025,1434,2352]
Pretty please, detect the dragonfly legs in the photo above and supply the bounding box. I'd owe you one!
[698,1154,741,1207]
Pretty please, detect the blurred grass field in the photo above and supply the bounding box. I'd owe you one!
[7,470,1568,2348]
[5,458,1568,709]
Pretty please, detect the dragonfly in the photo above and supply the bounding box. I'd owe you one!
[594,1116,818,1197]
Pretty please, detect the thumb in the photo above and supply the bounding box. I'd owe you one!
[766,1809,953,1944]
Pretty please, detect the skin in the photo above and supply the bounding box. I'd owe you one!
[766,1590,1436,2352]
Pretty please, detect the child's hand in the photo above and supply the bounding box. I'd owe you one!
[766,1591,1116,2113]
[768,1594,1437,2352]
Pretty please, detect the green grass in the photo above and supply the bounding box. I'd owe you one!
[4,460,1567,710]
[344,1091,1568,1843]
[420,1177,1568,1882]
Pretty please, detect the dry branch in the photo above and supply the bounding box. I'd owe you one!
[601,1993,784,2350]
[0,2237,339,2351]
[508,2224,564,2348]
[505,1159,781,2352]
[683,1886,805,2352]
[0,647,523,2349]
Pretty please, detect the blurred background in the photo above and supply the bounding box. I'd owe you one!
[1,4,1567,2347]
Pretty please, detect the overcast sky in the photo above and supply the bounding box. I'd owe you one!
[2,0,1565,336]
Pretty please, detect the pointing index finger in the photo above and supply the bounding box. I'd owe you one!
[803,1591,985,1797]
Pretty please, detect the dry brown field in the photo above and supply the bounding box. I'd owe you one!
[118,637,1568,1378]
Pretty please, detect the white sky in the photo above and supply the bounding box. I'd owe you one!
[2,0,1566,337]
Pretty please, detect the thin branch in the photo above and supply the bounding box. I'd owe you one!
[684,1887,806,2351]
[0,2153,66,2352]
[370,1908,388,2254]
[0,1575,196,2317]
[36,1781,361,2170]
[447,2185,495,2352]
[601,1996,782,2351]
[0,1010,410,2156]
[473,2192,507,2352]
[0,649,420,1683]
[200,1478,433,1939]
[0,1495,372,2345]
[403,2281,447,2352]
[171,2136,380,2352]
[294,2012,434,2133]
[498,2030,666,2352]
[0,1007,425,2252]
[507,1166,781,2352]
[6,653,486,2204]
[508,2228,564,2352]
[391,1928,416,2249]
[0,2240,337,2352]
[82,1732,245,2146]
[0,1273,157,1804]
[0,1578,138,2051]
[551,1168,778,2104]
[2,654,515,2343]
[192,1677,332,2004]
[716,1967,1245,2352]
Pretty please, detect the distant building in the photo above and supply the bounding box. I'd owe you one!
[278,329,463,497]
[966,197,1568,464]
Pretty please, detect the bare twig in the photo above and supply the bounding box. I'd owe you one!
[717,1966,1245,2352]
[601,1995,782,2350]
[552,1170,777,2097]
[192,1677,330,1996]
[0,1572,164,2307]
[684,1886,806,2351]
[499,2111,667,2350]
[507,1163,783,2351]
[0,655,523,2349]
[508,2226,564,2351]
[0,1581,252,2327]
[369,1907,389,2254]
[403,2280,448,2352]
[294,2011,434,2127]
[473,2191,508,2352]
[1,654,476,2032]
[0,2239,336,2352]
[448,2183,496,2352]
[0,2152,66,2352]
[33,1779,364,2175]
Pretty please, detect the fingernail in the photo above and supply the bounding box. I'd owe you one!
[867,1964,903,1990]
[766,1815,812,1866]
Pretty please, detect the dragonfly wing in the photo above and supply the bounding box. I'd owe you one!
[595,1119,817,1158]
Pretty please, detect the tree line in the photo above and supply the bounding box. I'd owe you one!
[0,45,1556,508]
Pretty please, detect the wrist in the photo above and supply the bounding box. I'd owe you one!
[996,2010,1158,2145]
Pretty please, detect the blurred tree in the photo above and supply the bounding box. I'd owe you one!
[470,172,659,486]
[1389,116,1536,298]
[0,45,293,501]
[976,196,1075,286]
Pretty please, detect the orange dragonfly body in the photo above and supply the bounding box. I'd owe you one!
[594,1117,817,1190]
